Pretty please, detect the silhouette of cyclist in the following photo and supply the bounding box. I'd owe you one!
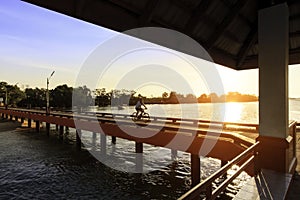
[135,94,147,119]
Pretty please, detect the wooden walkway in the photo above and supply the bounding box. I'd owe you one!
[0,107,264,193]
[233,130,300,200]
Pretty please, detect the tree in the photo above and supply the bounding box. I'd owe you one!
[94,88,111,107]
[51,84,73,108]
[73,85,93,111]
[162,92,168,99]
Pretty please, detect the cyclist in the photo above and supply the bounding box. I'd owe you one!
[135,94,147,119]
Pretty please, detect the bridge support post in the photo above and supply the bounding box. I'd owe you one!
[221,160,228,178]
[92,132,97,148]
[135,142,143,172]
[28,119,31,128]
[100,133,106,155]
[1,113,4,118]
[59,125,64,139]
[15,116,18,122]
[257,3,296,173]
[171,149,178,160]
[46,123,50,136]
[21,118,24,123]
[36,121,40,132]
[9,115,12,120]
[76,129,82,149]
[191,154,200,187]
[56,124,59,131]
[112,136,116,144]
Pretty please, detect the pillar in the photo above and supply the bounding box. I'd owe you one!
[135,142,143,172]
[111,136,116,144]
[101,133,107,155]
[1,113,4,118]
[171,149,178,160]
[56,124,59,131]
[15,116,18,122]
[191,154,200,187]
[21,118,24,123]
[92,132,97,147]
[28,119,31,128]
[36,121,40,132]
[221,160,228,178]
[59,125,64,139]
[76,129,82,149]
[257,3,296,173]
[46,123,50,136]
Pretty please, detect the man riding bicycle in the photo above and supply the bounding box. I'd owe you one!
[135,94,147,119]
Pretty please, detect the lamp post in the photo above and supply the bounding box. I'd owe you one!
[46,71,55,115]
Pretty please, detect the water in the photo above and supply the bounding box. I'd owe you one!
[1,100,299,199]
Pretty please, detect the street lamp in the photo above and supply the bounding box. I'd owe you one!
[46,71,55,115]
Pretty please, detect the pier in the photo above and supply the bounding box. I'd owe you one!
[6,0,300,198]
[0,107,298,199]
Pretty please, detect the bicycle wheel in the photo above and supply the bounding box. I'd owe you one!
[131,112,138,121]
[142,113,150,121]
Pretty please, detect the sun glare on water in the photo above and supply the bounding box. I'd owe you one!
[224,102,243,122]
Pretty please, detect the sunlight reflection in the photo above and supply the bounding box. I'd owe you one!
[224,102,243,122]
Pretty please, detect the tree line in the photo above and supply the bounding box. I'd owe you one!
[0,81,258,110]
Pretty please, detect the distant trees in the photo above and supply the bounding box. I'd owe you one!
[51,84,73,108]
[72,86,93,110]
[197,92,258,103]
[0,82,25,107]
[0,80,259,110]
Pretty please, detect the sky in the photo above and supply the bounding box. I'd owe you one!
[1,0,300,98]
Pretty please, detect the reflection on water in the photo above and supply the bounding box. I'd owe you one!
[0,119,249,199]
[3,100,299,199]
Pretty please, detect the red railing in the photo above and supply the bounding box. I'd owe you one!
[178,141,260,200]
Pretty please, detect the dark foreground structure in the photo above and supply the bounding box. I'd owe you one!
[15,0,300,199]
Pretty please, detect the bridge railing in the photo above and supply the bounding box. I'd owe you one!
[1,107,259,134]
[178,141,260,200]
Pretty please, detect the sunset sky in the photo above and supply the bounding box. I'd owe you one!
[1,0,300,98]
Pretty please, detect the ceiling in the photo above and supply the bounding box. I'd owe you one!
[23,0,300,70]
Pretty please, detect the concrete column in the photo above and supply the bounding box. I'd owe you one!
[171,149,178,160]
[221,160,228,178]
[92,132,97,147]
[46,123,50,136]
[191,154,200,187]
[135,142,143,172]
[59,125,64,139]
[257,3,295,173]
[36,121,40,132]
[100,133,107,155]
[111,136,116,144]
[28,119,31,128]
[76,129,82,149]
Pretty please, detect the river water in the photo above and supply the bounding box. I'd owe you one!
[1,100,299,199]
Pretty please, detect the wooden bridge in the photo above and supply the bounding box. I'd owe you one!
[0,107,298,199]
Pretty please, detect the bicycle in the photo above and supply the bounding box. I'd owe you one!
[131,109,150,122]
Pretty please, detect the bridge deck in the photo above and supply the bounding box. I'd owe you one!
[0,107,259,161]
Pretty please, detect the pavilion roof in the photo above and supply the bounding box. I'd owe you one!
[24,0,300,70]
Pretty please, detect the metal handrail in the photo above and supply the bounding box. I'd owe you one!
[1,107,259,131]
[179,141,260,200]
